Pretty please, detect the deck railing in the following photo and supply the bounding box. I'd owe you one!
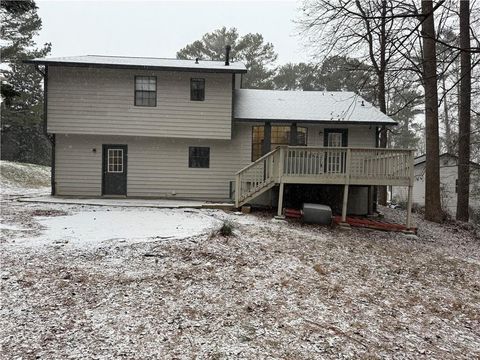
[282,146,414,185]
[235,147,281,206]
[235,146,415,207]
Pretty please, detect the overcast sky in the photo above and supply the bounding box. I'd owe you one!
[35,0,311,65]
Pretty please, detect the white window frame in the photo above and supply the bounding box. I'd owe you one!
[107,149,124,173]
[134,76,157,107]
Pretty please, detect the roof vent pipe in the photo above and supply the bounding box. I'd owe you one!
[225,45,231,66]
[195,58,199,64]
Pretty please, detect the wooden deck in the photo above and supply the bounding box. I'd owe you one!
[235,146,415,228]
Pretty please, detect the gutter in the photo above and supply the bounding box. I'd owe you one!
[24,59,248,74]
[231,74,235,139]
[34,64,55,196]
[234,118,399,126]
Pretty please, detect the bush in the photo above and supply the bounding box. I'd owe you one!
[470,206,480,226]
[219,221,234,237]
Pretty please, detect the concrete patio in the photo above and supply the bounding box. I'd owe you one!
[18,195,235,210]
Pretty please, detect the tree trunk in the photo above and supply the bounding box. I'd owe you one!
[457,0,471,222]
[377,0,388,206]
[421,0,443,223]
[442,75,453,154]
[378,75,388,205]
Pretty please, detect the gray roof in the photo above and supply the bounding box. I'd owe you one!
[24,55,247,73]
[234,89,397,125]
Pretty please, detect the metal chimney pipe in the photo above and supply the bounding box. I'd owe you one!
[225,45,231,66]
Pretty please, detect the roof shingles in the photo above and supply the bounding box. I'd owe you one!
[234,89,396,125]
[25,55,247,73]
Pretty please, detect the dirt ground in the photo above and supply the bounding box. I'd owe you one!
[1,192,479,359]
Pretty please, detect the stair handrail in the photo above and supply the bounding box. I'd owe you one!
[235,147,281,175]
[235,147,281,207]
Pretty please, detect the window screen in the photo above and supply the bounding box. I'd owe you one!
[189,147,210,168]
[135,76,156,107]
[190,78,205,101]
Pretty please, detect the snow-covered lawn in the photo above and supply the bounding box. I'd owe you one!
[1,184,479,358]
[19,208,222,248]
[0,160,50,197]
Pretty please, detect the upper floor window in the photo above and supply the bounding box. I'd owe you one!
[190,78,205,101]
[135,76,156,107]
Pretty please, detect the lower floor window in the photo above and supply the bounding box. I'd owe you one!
[252,125,307,161]
[189,146,210,168]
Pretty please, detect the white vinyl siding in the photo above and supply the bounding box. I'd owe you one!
[55,124,252,199]
[305,124,376,147]
[54,123,376,200]
[48,66,233,140]
[55,135,103,196]
[392,157,480,215]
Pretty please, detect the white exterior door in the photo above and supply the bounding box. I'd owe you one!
[324,129,348,173]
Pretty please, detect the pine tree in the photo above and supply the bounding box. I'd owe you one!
[177,27,277,89]
[421,0,443,223]
[1,0,52,164]
[456,0,471,221]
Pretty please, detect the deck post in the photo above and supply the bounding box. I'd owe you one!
[341,148,352,224]
[406,185,413,229]
[276,147,286,217]
[278,146,285,182]
[341,184,349,223]
[235,173,240,208]
[406,150,415,229]
[277,181,285,217]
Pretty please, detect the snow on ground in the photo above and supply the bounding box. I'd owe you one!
[27,208,222,248]
[1,181,480,358]
[0,160,50,197]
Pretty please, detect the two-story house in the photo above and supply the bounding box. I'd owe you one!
[26,49,415,227]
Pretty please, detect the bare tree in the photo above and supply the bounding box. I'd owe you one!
[298,0,411,205]
[298,0,478,222]
[437,28,459,155]
[457,0,471,221]
[421,0,443,222]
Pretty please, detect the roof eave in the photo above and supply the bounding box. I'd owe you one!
[22,59,248,74]
[414,153,480,167]
[234,117,398,126]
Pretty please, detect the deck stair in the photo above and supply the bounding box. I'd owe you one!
[235,147,281,207]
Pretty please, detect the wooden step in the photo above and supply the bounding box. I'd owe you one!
[238,181,276,207]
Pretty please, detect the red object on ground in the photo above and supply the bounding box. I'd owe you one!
[333,215,417,234]
[284,208,302,218]
[285,208,416,234]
